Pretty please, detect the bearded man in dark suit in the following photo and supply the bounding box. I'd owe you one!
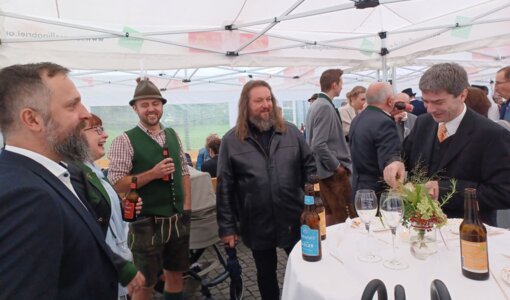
[0,63,118,299]
[384,63,510,226]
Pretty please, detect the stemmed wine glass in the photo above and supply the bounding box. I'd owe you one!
[354,189,381,263]
[380,192,408,270]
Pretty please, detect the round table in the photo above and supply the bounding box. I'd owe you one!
[282,219,510,300]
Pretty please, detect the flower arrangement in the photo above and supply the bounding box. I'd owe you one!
[392,166,457,229]
[389,166,457,259]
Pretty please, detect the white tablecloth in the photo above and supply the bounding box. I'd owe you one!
[282,219,510,300]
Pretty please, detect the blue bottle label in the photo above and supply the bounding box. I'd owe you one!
[304,195,314,205]
[301,224,319,256]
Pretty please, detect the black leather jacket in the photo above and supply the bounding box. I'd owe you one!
[216,122,316,250]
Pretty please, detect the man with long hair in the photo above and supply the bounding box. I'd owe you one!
[217,80,315,300]
[305,69,355,225]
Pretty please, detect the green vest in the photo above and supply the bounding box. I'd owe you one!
[125,126,184,217]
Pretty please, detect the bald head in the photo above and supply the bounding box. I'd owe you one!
[366,82,393,105]
[394,92,410,104]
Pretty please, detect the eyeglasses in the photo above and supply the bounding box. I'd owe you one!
[84,126,105,135]
[495,80,510,86]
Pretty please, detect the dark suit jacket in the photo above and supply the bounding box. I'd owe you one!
[69,163,111,234]
[0,150,118,299]
[500,101,510,120]
[410,99,427,116]
[201,156,218,178]
[403,109,510,225]
[349,106,401,197]
[70,163,137,286]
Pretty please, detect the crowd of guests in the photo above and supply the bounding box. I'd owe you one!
[1,62,510,300]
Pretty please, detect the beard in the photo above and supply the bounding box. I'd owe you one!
[141,112,162,127]
[46,119,90,163]
[249,111,276,132]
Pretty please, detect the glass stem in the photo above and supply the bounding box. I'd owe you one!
[365,223,371,256]
[391,227,397,262]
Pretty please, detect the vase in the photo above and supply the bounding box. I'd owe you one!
[409,222,437,260]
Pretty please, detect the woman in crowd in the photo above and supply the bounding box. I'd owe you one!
[465,87,510,131]
[465,87,490,117]
[78,114,144,299]
[338,85,366,139]
[200,134,221,177]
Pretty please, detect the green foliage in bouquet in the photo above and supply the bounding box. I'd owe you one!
[394,165,457,229]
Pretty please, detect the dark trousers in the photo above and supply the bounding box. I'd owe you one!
[251,247,292,300]
[319,171,355,224]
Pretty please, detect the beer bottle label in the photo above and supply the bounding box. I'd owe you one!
[319,211,326,237]
[301,225,319,256]
[461,240,488,273]
[304,195,314,205]
[124,200,135,220]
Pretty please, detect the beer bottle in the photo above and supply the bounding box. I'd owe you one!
[460,188,489,280]
[123,176,139,222]
[162,147,170,182]
[301,195,321,262]
[313,182,326,240]
[308,175,326,240]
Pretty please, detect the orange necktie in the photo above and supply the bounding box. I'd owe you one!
[437,123,448,142]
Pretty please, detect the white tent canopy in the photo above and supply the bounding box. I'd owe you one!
[2,0,510,67]
[1,0,510,150]
[1,0,510,105]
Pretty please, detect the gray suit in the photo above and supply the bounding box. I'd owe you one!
[305,93,351,179]
[396,112,417,142]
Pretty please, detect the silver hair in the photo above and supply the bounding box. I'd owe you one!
[366,83,392,105]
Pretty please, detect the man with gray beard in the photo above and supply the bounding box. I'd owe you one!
[217,80,316,300]
[0,62,118,299]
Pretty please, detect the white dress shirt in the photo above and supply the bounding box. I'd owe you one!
[442,103,467,138]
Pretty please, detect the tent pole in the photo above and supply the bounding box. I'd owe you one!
[235,0,304,53]
[231,3,355,29]
[391,66,396,92]
[379,31,389,82]
[231,0,409,30]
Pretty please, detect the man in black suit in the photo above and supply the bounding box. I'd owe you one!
[349,82,401,198]
[384,63,510,225]
[402,88,427,116]
[0,63,119,299]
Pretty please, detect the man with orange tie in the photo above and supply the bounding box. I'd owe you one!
[383,63,510,226]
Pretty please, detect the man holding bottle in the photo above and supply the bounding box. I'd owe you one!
[217,80,316,300]
[384,63,510,226]
[108,78,191,300]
